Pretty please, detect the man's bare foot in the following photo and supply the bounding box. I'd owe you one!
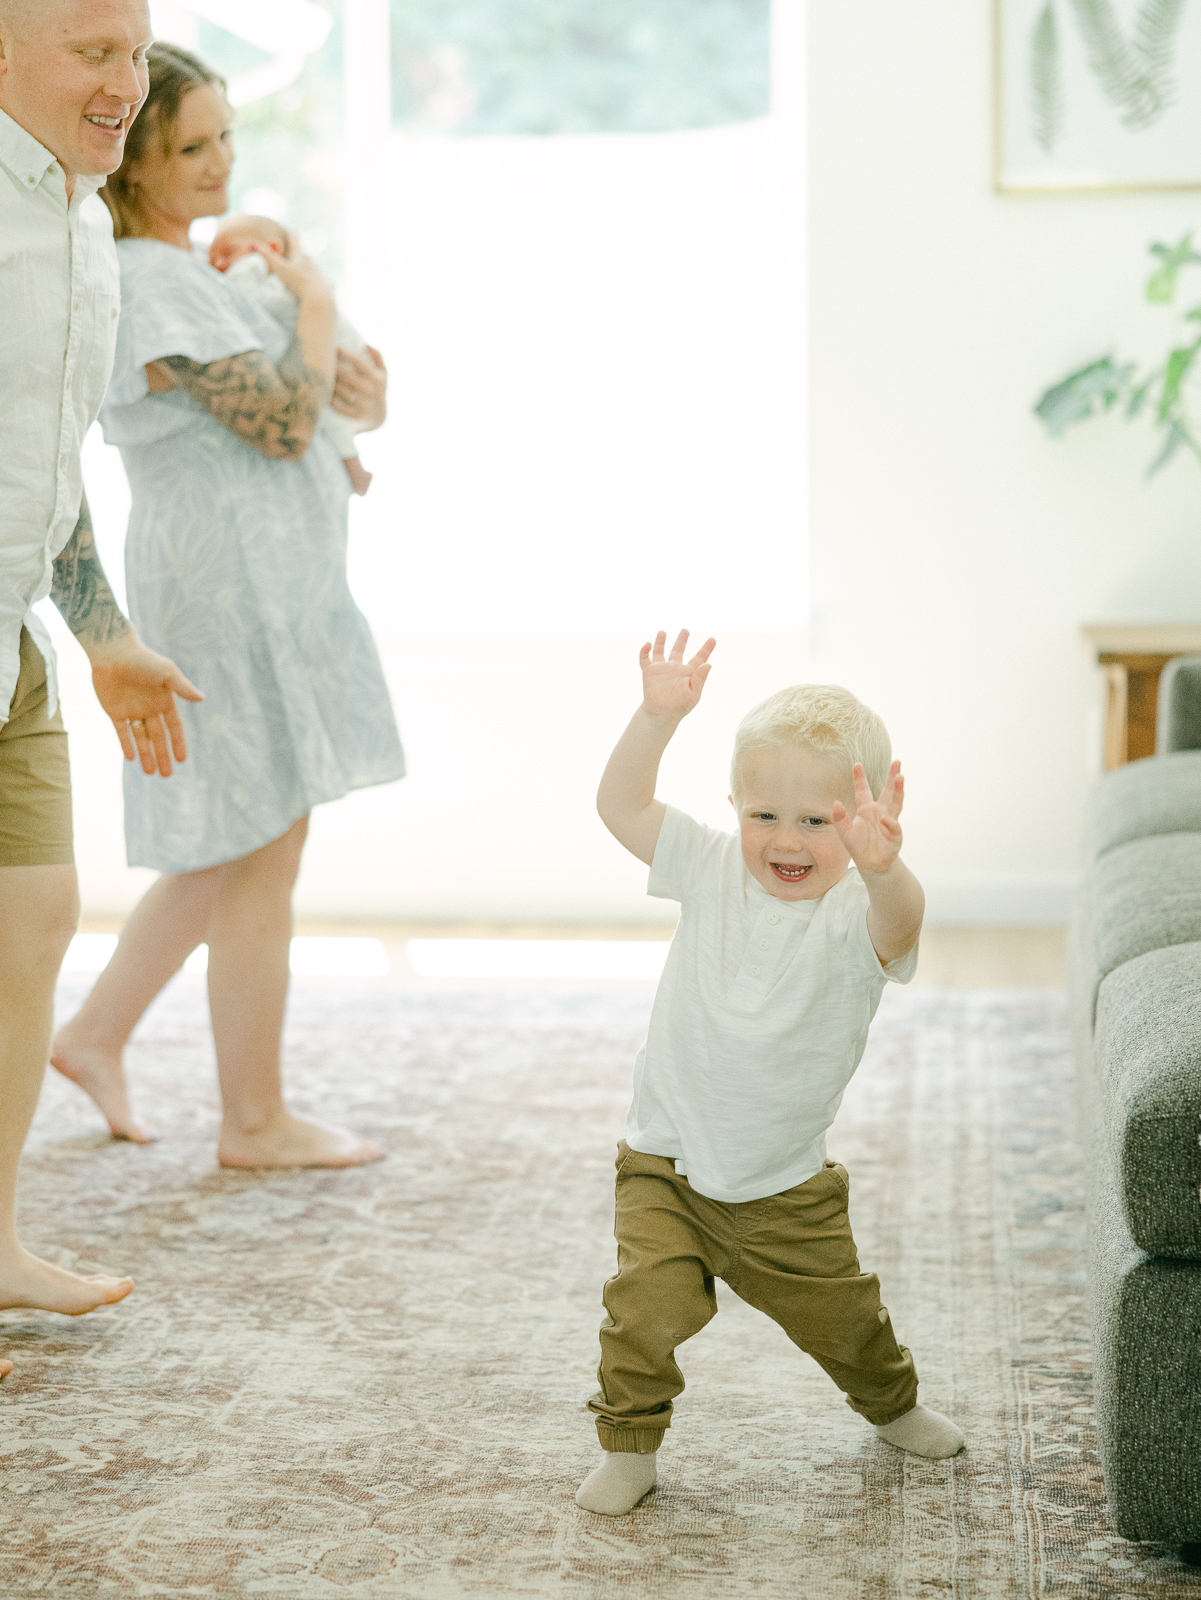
[49,1031,158,1144]
[0,1247,134,1315]
[218,1110,386,1170]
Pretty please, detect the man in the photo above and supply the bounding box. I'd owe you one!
[0,0,203,1374]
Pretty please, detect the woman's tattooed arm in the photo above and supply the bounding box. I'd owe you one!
[154,336,329,461]
[50,494,133,647]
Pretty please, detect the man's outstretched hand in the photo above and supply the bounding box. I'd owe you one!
[640,629,716,721]
[832,760,905,876]
[88,637,204,777]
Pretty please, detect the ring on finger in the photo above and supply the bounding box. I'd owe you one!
[129,718,145,729]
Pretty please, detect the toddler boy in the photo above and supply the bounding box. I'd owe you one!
[208,215,375,495]
[576,630,964,1516]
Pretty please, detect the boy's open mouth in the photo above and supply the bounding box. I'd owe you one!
[770,862,810,882]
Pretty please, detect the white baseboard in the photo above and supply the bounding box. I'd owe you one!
[920,874,1079,928]
[84,875,1082,931]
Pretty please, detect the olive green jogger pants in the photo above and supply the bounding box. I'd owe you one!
[587,1144,919,1454]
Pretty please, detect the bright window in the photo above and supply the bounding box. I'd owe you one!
[120,1,808,635]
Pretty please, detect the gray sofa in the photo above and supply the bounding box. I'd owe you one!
[1158,653,1201,755]
[1071,657,1201,1562]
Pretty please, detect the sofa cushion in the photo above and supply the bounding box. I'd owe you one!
[1158,654,1201,754]
[1086,750,1201,860]
[1094,943,1201,1259]
[1090,834,1201,993]
[1087,1145,1201,1543]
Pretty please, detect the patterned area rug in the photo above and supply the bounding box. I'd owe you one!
[1,979,1198,1599]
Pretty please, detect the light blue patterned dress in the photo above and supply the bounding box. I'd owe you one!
[100,239,404,875]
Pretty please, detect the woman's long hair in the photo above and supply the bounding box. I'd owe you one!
[101,44,227,240]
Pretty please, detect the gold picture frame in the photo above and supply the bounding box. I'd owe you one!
[994,0,1201,195]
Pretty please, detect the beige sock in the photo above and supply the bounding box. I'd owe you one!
[874,1404,965,1459]
[575,1450,658,1515]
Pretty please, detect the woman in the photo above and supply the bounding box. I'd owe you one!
[52,45,404,1168]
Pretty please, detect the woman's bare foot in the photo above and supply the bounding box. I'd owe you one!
[0,1359,12,1378]
[217,1110,386,1170]
[49,1031,158,1144]
[0,1247,134,1315]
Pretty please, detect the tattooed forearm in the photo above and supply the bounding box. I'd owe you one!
[160,338,328,461]
[51,495,133,648]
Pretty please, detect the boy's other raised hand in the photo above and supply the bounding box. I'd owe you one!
[640,630,716,720]
[831,760,905,876]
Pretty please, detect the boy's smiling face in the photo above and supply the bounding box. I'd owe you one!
[731,744,855,901]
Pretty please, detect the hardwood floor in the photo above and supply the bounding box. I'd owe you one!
[909,926,1065,989]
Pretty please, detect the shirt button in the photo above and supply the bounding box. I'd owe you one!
[759,938,769,949]
[766,913,780,925]
[750,965,760,977]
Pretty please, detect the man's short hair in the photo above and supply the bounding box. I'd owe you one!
[731,684,892,800]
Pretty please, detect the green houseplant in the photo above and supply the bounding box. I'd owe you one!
[1035,233,1201,474]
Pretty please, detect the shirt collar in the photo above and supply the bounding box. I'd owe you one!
[0,106,105,202]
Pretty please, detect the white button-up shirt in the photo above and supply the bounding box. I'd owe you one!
[0,107,121,723]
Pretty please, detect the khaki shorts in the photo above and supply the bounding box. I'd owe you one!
[0,628,74,867]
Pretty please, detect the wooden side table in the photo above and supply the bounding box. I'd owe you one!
[1083,624,1201,769]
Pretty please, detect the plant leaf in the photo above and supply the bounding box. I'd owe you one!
[1146,232,1200,303]
[1069,0,1166,129]
[1134,0,1187,104]
[1126,373,1158,417]
[1029,3,1066,152]
[1147,419,1189,476]
[1157,338,1201,418]
[1034,356,1134,436]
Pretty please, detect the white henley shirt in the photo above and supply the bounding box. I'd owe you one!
[625,805,918,1203]
[0,107,121,722]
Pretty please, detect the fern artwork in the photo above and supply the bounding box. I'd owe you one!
[996,0,1201,191]
[1035,233,1201,475]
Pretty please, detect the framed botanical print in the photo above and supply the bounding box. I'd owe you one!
[995,0,1201,193]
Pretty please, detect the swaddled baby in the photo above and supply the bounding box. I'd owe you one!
[209,215,374,495]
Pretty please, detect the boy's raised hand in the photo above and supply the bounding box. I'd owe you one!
[640,630,717,720]
[831,761,905,876]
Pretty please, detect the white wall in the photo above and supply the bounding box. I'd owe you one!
[804,0,1201,923]
[62,0,1201,927]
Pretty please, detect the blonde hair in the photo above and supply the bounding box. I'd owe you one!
[731,684,892,799]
